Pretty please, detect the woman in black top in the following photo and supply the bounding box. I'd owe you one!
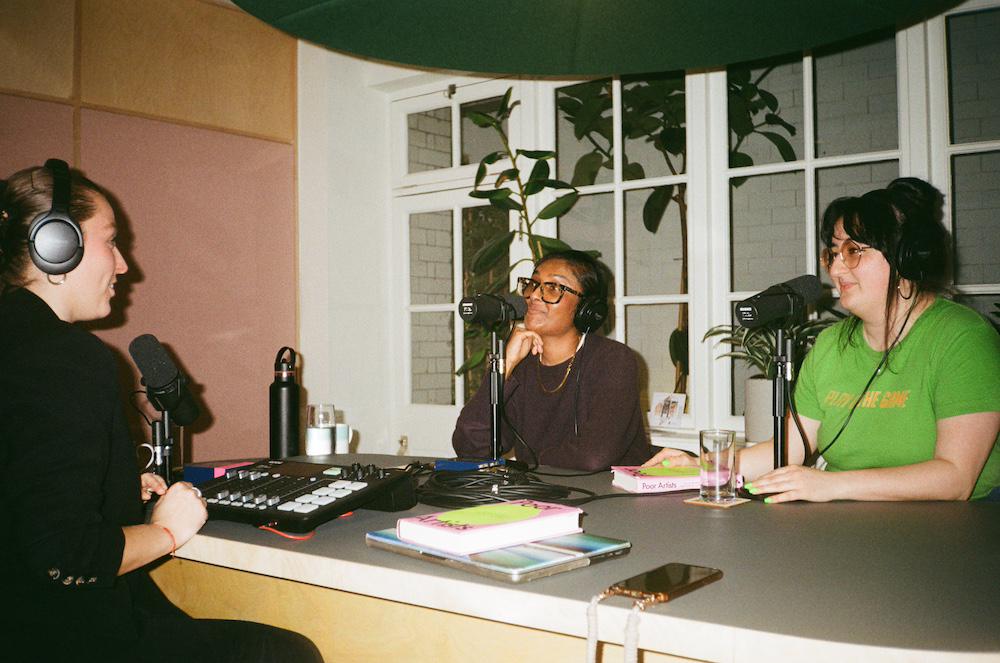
[0,161,322,662]
[452,250,650,470]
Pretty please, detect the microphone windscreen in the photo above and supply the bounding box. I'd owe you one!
[128,334,178,390]
[782,274,823,305]
[503,292,527,320]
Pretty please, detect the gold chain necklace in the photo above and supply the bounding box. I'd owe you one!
[536,353,576,394]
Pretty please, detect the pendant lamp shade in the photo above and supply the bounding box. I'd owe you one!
[232,0,958,76]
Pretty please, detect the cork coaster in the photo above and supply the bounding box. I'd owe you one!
[684,496,751,509]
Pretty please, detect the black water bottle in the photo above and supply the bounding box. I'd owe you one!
[269,347,300,459]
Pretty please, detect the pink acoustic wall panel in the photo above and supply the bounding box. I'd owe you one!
[0,94,74,174]
[80,109,296,462]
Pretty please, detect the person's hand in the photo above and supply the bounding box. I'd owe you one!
[140,472,167,502]
[744,465,841,503]
[505,325,543,378]
[641,447,698,469]
[150,481,207,547]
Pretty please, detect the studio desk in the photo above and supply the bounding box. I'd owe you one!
[150,454,1000,663]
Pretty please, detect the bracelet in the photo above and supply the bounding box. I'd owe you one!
[154,523,176,555]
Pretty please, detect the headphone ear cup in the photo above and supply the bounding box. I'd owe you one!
[894,223,937,282]
[29,212,84,275]
[574,296,608,333]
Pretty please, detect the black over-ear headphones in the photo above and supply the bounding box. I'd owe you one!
[29,159,83,275]
[893,220,938,283]
[571,254,609,333]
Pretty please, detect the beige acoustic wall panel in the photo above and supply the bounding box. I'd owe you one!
[0,0,75,99]
[80,109,296,462]
[80,0,295,142]
[0,95,75,174]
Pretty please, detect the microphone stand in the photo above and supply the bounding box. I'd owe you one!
[149,410,175,485]
[488,328,506,461]
[771,329,795,469]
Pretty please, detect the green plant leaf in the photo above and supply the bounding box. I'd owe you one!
[764,112,797,136]
[455,348,487,375]
[642,185,674,233]
[573,95,609,139]
[466,111,498,128]
[475,161,487,187]
[523,180,545,196]
[729,151,753,169]
[470,230,515,275]
[483,150,505,165]
[537,191,579,219]
[758,89,779,112]
[668,327,689,372]
[490,197,524,212]
[498,87,513,116]
[542,179,575,190]
[517,149,555,160]
[758,131,797,162]
[659,127,685,155]
[570,152,604,187]
[622,162,646,181]
[528,159,550,182]
[728,93,754,137]
[532,235,573,257]
[469,188,511,200]
[495,168,519,187]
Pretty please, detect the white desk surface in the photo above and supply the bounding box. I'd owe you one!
[176,454,1000,663]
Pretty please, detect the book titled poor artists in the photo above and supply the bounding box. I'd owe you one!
[395,500,583,555]
[611,465,700,493]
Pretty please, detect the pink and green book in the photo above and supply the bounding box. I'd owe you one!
[611,465,700,493]
[395,499,583,555]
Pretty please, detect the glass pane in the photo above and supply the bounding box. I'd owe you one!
[409,211,453,305]
[814,34,897,157]
[625,304,689,417]
[460,96,507,166]
[555,79,614,186]
[953,294,1000,330]
[624,185,685,296]
[730,172,806,292]
[407,107,452,174]
[461,204,510,400]
[952,151,1000,285]
[728,57,803,167]
[815,161,899,287]
[558,192,615,276]
[411,312,454,405]
[948,8,1000,144]
[622,72,686,179]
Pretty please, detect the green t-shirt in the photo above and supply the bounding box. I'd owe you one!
[795,297,1000,500]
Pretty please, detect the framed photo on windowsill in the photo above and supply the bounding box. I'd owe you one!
[648,392,689,429]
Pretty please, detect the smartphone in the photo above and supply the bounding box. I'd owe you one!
[605,562,722,603]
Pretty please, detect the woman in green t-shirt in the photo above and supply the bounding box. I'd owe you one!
[648,178,1000,501]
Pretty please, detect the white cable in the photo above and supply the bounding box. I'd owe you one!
[586,595,602,663]
[623,603,644,663]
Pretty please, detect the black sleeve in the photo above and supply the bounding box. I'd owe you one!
[0,332,127,590]
[451,371,521,459]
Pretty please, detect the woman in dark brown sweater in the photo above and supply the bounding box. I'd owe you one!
[452,251,651,471]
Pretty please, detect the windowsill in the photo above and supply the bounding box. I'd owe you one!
[650,428,751,454]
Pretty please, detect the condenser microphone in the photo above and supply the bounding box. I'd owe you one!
[128,334,201,426]
[458,293,526,325]
[736,274,823,329]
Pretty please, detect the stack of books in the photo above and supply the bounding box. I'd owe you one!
[366,499,630,582]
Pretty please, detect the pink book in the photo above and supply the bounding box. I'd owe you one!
[611,465,700,493]
[396,499,583,555]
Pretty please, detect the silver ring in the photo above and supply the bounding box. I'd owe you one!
[192,487,202,498]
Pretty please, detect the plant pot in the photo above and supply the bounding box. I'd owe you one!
[743,377,772,444]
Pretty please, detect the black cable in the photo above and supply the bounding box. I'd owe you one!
[129,389,152,425]
[805,299,918,466]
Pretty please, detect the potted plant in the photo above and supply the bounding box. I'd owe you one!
[703,314,842,442]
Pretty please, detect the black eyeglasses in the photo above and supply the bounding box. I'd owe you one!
[517,276,584,304]
[821,239,870,271]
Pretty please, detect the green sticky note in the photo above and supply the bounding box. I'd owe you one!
[436,503,540,526]
[637,466,700,477]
